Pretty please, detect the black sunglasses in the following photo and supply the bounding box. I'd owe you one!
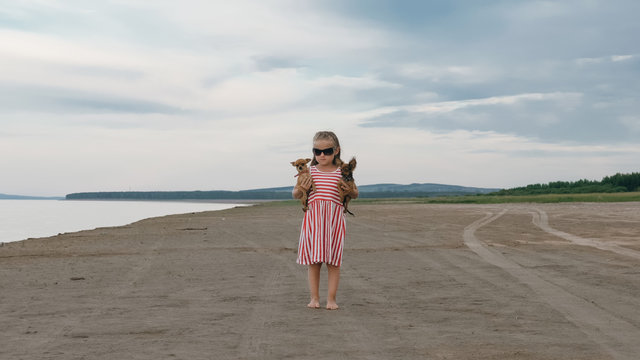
[313,147,335,156]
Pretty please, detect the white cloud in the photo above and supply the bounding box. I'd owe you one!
[204,69,308,113]
[309,75,401,90]
[128,0,394,57]
[0,29,221,112]
[612,54,634,62]
[404,92,583,114]
[396,63,497,84]
[576,54,636,65]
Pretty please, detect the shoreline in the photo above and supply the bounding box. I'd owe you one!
[59,198,274,203]
[0,200,249,245]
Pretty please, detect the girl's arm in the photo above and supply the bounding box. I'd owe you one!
[292,177,312,199]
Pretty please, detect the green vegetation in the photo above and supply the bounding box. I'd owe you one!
[494,172,640,196]
[65,190,292,201]
[350,192,640,204]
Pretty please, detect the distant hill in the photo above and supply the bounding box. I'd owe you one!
[251,183,501,194]
[0,193,63,200]
[358,183,500,197]
[65,183,501,201]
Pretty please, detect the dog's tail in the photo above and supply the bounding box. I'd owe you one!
[344,208,355,216]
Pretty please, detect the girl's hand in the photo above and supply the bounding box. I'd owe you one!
[299,177,312,192]
[339,180,358,198]
[293,177,313,199]
[338,179,349,192]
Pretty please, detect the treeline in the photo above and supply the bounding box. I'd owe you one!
[66,190,484,201]
[494,172,640,196]
[65,190,292,200]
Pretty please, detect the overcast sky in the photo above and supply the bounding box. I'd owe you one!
[1,0,639,196]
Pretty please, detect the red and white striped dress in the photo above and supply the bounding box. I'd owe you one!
[297,165,346,267]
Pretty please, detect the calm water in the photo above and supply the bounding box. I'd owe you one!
[0,200,245,244]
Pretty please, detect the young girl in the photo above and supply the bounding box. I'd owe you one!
[292,131,358,310]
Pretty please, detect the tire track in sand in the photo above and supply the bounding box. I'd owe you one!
[532,209,640,260]
[220,227,293,360]
[464,210,640,360]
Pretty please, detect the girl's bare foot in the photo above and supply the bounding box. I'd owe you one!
[307,299,321,309]
[326,301,339,310]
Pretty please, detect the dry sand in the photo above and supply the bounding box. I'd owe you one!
[1,202,639,360]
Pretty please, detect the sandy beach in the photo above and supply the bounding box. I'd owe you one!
[1,202,639,360]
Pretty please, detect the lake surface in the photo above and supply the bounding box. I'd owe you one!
[0,200,245,244]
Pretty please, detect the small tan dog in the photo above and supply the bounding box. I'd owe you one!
[291,158,316,212]
[338,157,357,215]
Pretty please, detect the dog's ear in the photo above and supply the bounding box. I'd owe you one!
[290,161,297,166]
[349,157,357,170]
[304,158,311,164]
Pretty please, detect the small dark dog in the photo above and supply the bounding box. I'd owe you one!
[291,158,316,212]
[338,157,357,215]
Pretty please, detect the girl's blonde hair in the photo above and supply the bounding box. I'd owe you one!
[311,131,342,166]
